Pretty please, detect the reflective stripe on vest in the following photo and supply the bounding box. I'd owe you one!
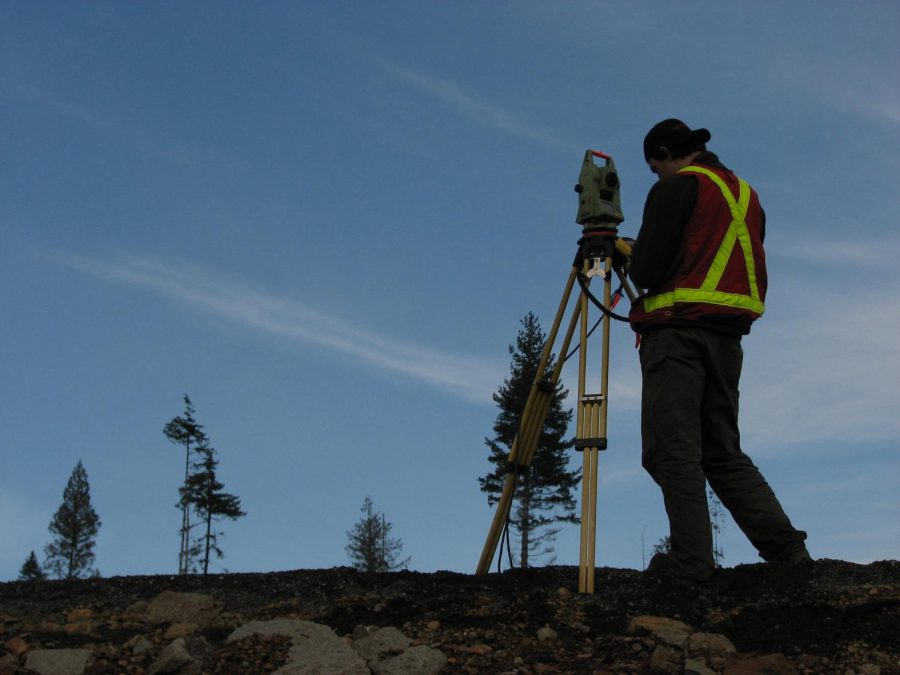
[643,165,765,315]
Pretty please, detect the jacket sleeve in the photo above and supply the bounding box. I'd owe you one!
[629,174,698,290]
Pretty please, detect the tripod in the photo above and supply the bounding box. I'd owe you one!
[475,150,636,594]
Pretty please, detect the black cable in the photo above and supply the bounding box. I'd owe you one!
[576,272,631,322]
[564,318,602,363]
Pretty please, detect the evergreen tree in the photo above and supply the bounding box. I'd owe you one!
[44,461,101,579]
[19,550,46,581]
[479,312,580,567]
[345,497,410,573]
[164,394,208,575]
[651,536,671,558]
[182,441,246,575]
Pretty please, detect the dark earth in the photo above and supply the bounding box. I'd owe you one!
[1,559,898,673]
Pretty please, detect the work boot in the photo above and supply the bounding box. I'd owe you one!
[778,547,813,566]
[644,553,711,587]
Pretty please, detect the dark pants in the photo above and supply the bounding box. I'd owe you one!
[640,327,807,580]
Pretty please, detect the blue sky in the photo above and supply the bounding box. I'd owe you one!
[2,1,898,581]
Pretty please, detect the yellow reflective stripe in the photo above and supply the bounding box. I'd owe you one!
[644,288,764,313]
[643,166,764,315]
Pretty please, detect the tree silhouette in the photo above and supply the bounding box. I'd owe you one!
[44,461,101,579]
[164,395,209,575]
[345,497,410,573]
[479,312,580,567]
[19,551,46,581]
[182,441,246,575]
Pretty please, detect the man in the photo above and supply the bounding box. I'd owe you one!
[629,119,810,584]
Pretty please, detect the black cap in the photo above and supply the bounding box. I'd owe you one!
[643,119,711,162]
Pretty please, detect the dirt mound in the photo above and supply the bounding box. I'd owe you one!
[1,559,897,673]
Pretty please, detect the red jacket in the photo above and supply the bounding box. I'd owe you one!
[629,164,767,334]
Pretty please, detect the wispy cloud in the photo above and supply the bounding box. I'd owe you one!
[1,79,234,169]
[46,252,504,404]
[376,59,576,152]
[740,278,900,450]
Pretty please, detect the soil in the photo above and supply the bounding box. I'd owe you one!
[1,559,898,673]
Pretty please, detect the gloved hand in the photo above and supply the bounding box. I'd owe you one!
[613,237,635,272]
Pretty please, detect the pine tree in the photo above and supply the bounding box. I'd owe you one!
[182,441,246,575]
[19,550,46,581]
[345,497,410,573]
[44,461,101,579]
[479,312,580,568]
[164,395,209,575]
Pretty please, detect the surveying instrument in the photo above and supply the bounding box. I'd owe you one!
[476,150,637,594]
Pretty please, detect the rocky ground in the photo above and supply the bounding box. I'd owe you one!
[0,559,897,674]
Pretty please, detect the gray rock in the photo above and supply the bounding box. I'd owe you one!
[649,644,682,674]
[145,591,221,626]
[627,615,693,648]
[536,625,558,642]
[354,626,411,662]
[229,619,368,675]
[24,649,92,675]
[684,657,718,675]
[147,638,195,675]
[370,644,447,675]
[686,631,737,657]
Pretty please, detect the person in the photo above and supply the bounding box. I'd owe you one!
[628,118,810,584]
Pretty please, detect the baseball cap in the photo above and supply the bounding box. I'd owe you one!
[643,119,711,162]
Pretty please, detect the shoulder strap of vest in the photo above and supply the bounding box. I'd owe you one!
[639,165,765,315]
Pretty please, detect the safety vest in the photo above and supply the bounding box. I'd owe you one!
[629,164,767,333]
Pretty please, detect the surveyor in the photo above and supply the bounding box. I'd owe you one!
[628,119,811,584]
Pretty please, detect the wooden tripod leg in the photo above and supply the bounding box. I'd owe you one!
[578,256,614,594]
[475,267,581,575]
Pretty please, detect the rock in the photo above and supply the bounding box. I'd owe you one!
[128,635,154,655]
[627,615,693,647]
[536,625,558,641]
[370,644,447,675]
[65,609,92,623]
[687,631,737,657]
[123,600,149,622]
[0,654,20,675]
[688,631,738,669]
[465,643,492,655]
[145,591,221,626]
[857,664,881,675]
[685,658,718,675]
[147,638,195,675]
[24,648,92,675]
[351,624,380,640]
[228,619,368,674]
[147,636,212,675]
[4,636,28,657]
[649,644,682,674]
[164,622,199,639]
[723,653,799,674]
[354,626,410,662]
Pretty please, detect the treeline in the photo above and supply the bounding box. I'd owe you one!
[18,312,652,581]
[17,395,246,581]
